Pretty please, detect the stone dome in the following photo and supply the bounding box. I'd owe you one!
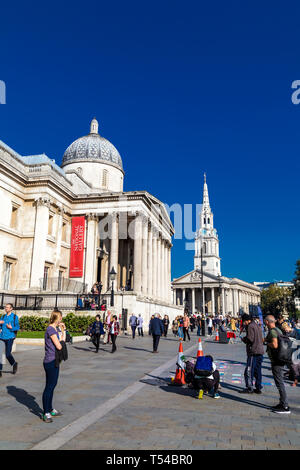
[61,118,123,170]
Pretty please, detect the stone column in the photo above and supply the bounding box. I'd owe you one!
[133,214,142,294]
[235,289,239,316]
[30,197,51,288]
[85,213,98,291]
[160,238,164,301]
[141,216,148,294]
[223,288,226,315]
[157,234,161,299]
[163,240,168,302]
[211,287,215,316]
[191,288,195,314]
[168,244,172,303]
[152,228,158,298]
[147,224,153,296]
[109,212,119,282]
[182,288,186,306]
[55,205,65,275]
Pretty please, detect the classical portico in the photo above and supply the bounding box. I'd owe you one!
[172,270,261,316]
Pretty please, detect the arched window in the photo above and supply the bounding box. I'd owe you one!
[203,242,207,254]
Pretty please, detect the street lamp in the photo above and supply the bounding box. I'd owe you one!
[109,267,117,307]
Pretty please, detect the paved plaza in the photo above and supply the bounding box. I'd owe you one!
[0,332,299,450]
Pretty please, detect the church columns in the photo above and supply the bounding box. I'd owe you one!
[182,288,186,307]
[85,213,98,291]
[191,288,195,314]
[222,288,226,315]
[211,287,215,316]
[30,197,50,288]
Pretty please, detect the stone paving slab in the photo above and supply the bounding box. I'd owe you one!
[0,332,299,450]
[60,336,300,450]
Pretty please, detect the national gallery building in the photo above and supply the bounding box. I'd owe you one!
[172,176,260,317]
[0,119,182,321]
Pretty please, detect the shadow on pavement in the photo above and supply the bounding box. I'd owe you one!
[6,385,43,418]
[158,382,272,410]
[123,346,152,353]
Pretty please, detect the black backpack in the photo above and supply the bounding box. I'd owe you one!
[276,333,293,365]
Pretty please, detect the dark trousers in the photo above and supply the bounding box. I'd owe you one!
[131,326,136,339]
[163,326,168,337]
[208,327,212,336]
[138,327,144,337]
[42,360,59,414]
[152,334,160,352]
[197,325,201,336]
[111,334,117,352]
[244,354,263,391]
[192,370,220,393]
[272,364,288,407]
[183,327,190,341]
[92,333,101,351]
[0,338,16,370]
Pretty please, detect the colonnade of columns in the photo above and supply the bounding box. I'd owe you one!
[174,286,260,316]
[86,211,172,303]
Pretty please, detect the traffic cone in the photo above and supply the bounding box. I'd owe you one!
[197,338,203,357]
[174,339,186,385]
[215,328,219,342]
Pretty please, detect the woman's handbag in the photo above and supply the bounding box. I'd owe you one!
[103,329,109,344]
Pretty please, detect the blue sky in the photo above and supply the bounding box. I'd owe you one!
[1,0,299,283]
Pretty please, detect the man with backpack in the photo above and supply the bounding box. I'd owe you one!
[0,303,20,377]
[265,315,291,414]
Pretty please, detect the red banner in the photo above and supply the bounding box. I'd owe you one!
[69,216,85,278]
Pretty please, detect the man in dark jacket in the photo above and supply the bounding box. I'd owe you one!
[239,313,264,394]
[149,314,164,353]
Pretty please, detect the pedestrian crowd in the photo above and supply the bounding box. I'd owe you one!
[0,302,300,423]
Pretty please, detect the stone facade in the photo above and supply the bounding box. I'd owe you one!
[0,119,183,323]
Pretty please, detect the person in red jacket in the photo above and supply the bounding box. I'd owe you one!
[110,315,120,353]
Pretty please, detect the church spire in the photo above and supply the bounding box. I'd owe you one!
[202,173,210,208]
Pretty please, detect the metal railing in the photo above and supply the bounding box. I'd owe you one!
[39,277,87,294]
[0,292,109,311]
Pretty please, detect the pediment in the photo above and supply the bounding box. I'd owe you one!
[172,269,220,285]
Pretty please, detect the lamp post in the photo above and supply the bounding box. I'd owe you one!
[109,267,117,307]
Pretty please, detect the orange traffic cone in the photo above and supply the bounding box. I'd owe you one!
[174,339,186,385]
[197,338,203,357]
[215,328,219,342]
